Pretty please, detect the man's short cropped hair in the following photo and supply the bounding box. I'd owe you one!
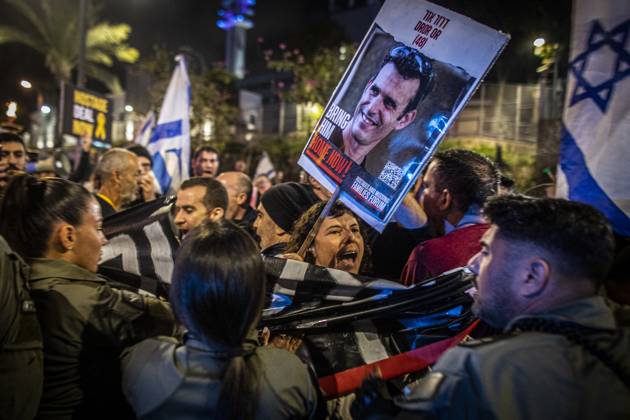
[126,144,153,166]
[0,132,25,147]
[432,149,499,213]
[483,195,615,283]
[180,177,228,212]
[381,44,434,115]
[192,145,220,160]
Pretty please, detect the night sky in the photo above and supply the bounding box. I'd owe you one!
[1,0,571,125]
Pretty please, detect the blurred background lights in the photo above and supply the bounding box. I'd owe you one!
[6,101,17,118]
[533,37,546,47]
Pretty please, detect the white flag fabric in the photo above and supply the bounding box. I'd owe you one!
[556,0,630,235]
[254,151,276,180]
[134,111,155,147]
[147,55,191,194]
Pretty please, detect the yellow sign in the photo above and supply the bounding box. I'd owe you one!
[73,90,109,113]
[63,84,112,143]
[72,120,93,137]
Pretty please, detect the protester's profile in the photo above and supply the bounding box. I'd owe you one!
[332,44,434,166]
[286,201,370,275]
[173,177,228,237]
[0,174,174,418]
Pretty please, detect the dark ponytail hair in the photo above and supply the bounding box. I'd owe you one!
[170,219,265,420]
[0,174,92,259]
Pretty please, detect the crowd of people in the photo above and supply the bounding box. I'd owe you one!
[1,129,629,419]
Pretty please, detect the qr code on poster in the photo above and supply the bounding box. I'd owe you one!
[378,161,404,189]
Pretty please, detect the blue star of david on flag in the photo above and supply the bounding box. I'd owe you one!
[569,18,630,112]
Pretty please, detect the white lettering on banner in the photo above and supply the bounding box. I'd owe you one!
[143,221,174,284]
[99,234,140,275]
[73,104,94,123]
[325,104,351,129]
[318,118,335,139]
[350,177,388,211]
[326,105,350,130]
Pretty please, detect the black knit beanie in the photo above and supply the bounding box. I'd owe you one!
[260,182,320,233]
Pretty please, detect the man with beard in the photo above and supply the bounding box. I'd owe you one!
[354,196,629,419]
[253,182,319,256]
[93,148,141,218]
[331,45,433,165]
[173,177,227,238]
[401,149,498,285]
[0,132,27,192]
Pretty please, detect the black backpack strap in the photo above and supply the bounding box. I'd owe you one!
[508,318,630,390]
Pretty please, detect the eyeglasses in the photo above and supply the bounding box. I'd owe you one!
[387,45,426,70]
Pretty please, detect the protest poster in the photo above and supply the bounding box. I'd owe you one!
[61,83,113,147]
[298,0,509,231]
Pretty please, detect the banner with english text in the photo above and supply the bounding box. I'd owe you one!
[298,0,509,231]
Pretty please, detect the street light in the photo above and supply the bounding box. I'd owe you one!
[533,38,545,48]
[20,80,33,89]
[41,105,51,115]
[6,101,18,118]
[124,104,134,112]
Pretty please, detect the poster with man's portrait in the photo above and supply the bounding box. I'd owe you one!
[298,0,509,231]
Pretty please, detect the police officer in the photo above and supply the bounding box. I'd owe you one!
[0,236,43,420]
[354,195,630,419]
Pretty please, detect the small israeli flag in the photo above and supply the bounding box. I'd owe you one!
[147,55,191,194]
[255,151,277,180]
[556,0,630,235]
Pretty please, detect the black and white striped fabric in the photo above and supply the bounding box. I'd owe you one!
[98,198,478,384]
[99,195,178,298]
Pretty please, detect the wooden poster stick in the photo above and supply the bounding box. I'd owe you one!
[296,187,341,258]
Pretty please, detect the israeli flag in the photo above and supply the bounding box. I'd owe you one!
[255,151,277,180]
[147,55,191,194]
[134,111,155,147]
[556,0,630,236]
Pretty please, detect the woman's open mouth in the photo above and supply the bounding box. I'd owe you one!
[335,249,360,272]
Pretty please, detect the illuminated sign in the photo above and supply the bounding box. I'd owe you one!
[62,84,112,144]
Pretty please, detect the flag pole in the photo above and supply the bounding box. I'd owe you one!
[297,187,341,258]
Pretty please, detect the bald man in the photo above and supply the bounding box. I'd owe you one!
[216,171,257,236]
[94,148,141,218]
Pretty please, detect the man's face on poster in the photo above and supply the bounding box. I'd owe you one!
[349,62,420,148]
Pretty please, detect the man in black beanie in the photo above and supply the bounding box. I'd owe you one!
[254,182,319,256]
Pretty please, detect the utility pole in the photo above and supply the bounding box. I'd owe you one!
[77,0,88,88]
[533,38,563,189]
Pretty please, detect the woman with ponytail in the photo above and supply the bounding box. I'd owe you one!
[0,174,175,419]
[121,219,319,419]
